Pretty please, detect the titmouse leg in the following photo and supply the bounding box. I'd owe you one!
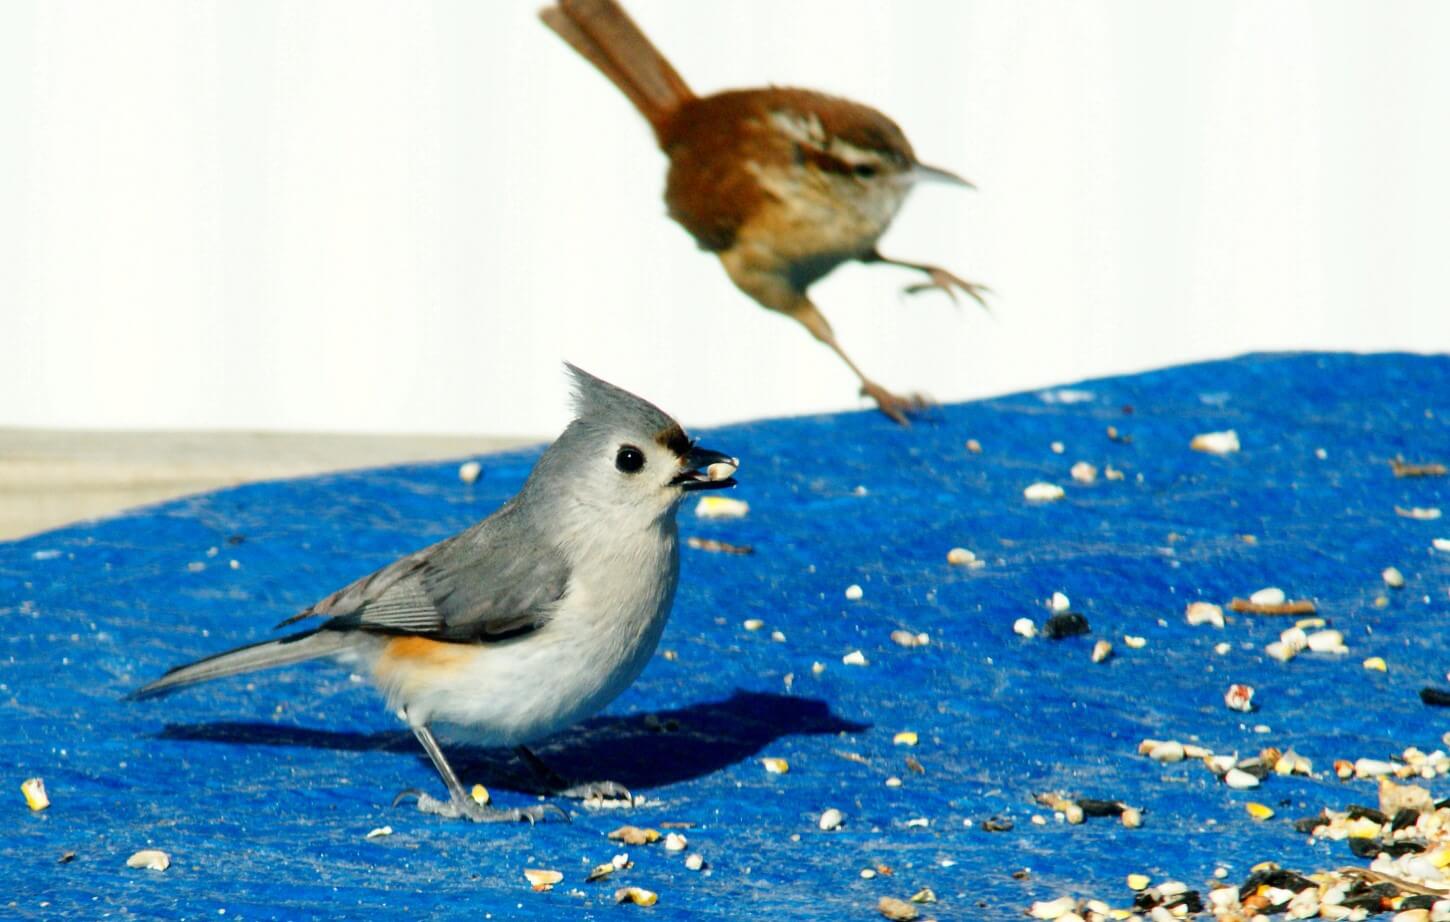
[514,745,633,803]
[866,250,991,309]
[394,724,568,823]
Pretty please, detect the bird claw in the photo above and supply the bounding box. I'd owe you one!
[557,780,633,803]
[903,267,991,310]
[860,383,932,426]
[395,788,570,824]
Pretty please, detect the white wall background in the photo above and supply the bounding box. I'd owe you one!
[3,1,1448,436]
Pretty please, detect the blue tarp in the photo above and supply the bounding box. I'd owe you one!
[4,353,1448,920]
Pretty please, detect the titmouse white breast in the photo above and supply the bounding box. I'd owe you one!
[130,364,739,823]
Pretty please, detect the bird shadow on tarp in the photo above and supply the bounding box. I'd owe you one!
[157,690,869,793]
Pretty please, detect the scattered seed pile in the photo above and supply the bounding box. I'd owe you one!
[3,353,1448,919]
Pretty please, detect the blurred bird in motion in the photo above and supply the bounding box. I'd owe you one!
[541,0,988,424]
[130,364,739,823]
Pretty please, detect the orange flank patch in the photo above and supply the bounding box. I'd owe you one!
[375,636,472,684]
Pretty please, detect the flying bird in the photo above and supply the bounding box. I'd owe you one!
[541,0,988,423]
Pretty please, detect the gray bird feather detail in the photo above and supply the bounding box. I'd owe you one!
[280,499,570,643]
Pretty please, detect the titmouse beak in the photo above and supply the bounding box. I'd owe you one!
[914,162,975,189]
[671,445,738,492]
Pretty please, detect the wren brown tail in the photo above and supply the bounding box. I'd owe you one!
[540,0,695,139]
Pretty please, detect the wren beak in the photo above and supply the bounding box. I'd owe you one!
[671,445,738,491]
[914,163,975,189]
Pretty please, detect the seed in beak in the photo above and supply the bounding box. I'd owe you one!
[706,459,738,482]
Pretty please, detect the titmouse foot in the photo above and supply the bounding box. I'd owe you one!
[513,745,632,804]
[557,780,633,802]
[860,382,931,426]
[903,266,991,309]
[393,788,569,824]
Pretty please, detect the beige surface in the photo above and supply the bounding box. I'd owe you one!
[0,428,537,541]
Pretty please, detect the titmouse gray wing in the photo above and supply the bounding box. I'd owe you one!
[278,500,570,643]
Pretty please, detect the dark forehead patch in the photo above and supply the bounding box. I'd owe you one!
[656,423,692,457]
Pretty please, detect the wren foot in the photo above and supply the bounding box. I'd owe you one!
[860,383,931,426]
[393,788,569,824]
[903,266,991,309]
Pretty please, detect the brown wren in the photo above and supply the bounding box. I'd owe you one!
[541,0,988,424]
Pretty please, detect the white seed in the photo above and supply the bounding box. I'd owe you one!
[1307,629,1347,653]
[1051,441,1065,454]
[1208,887,1240,910]
[891,630,930,648]
[770,630,786,642]
[694,495,749,519]
[811,661,826,675]
[1382,567,1406,589]
[1029,896,1077,920]
[1024,482,1066,502]
[684,853,703,871]
[1265,641,1296,662]
[1214,642,1231,655]
[1013,617,1037,639]
[1123,635,1146,649]
[1190,429,1240,454]
[1127,873,1151,891]
[1185,602,1225,628]
[1070,461,1097,484]
[365,825,393,839]
[1354,758,1396,778]
[1224,768,1260,789]
[1435,538,1450,553]
[1091,640,1113,663]
[1251,586,1287,606]
[126,849,171,871]
[664,832,688,851]
[818,808,844,831]
[1279,626,1308,651]
[743,619,764,631]
[1206,754,1236,774]
[946,547,976,565]
[706,459,738,482]
[1400,506,1443,520]
[885,776,902,788]
[1050,592,1071,612]
[1120,806,1142,828]
[842,650,868,666]
[845,584,864,601]
[1148,740,1185,763]
[457,460,483,484]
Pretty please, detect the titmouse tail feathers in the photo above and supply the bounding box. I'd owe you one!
[127,628,350,700]
[540,0,694,140]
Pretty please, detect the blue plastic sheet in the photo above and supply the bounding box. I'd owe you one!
[4,353,1448,920]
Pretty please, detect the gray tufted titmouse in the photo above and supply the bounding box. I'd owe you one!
[130,364,739,823]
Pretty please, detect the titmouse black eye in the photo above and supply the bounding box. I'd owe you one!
[615,445,645,474]
[854,163,878,178]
